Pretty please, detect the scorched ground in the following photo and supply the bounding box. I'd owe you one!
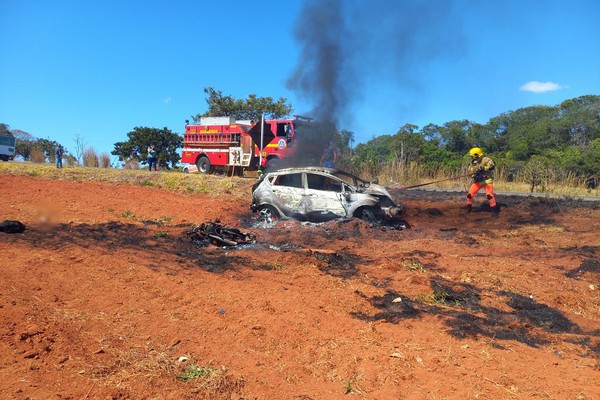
[0,174,598,399]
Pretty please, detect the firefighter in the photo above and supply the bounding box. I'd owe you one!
[465,147,499,217]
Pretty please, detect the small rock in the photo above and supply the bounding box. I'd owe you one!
[392,297,402,303]
[57,356,69,364]
[390,353,403,358]
[170,339,181,347]
[178,356,189,363]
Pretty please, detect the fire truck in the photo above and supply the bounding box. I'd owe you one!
[180,115,319,174]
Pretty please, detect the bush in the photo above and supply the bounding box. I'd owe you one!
[82,147,99,168]
[65,154,78,166]
[123,157,140,170]
[99,153,111,168]
[30,148,46,164]
[520,155,554,193]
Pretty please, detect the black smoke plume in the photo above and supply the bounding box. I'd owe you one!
[287,0,464,129]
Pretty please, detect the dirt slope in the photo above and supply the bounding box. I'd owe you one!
[1,174,599,399]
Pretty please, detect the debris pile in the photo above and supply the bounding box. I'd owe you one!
[187,221,256,247]
[0,220,25,234]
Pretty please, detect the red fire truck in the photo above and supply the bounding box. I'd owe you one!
[180,115,319,174]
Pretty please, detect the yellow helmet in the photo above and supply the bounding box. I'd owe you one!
[469,147,483,158]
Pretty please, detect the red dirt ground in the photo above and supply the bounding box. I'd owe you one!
[1,174,599,399]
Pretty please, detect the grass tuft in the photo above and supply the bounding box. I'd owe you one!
[177,364,216,382]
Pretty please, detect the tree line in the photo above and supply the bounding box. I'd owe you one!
[3,91,599,185]
[336,95,600,187]
[0,124,113,167]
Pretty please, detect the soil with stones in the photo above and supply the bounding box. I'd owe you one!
[1,174,599,400]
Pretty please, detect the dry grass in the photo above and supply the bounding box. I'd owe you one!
[83,147,100,167]
[0,162,252,198]
[362,164,599,197]
[99,152,112,168]
[404,258,425,272]
[3,161,597,200]
[87,345,246,399]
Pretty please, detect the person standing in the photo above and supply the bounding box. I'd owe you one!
[147,144,157,171]
[321,141,337,168]
[55,145,64,168]
[465,147,499,217]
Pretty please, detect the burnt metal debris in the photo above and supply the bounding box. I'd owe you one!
[0,220,26,234]
[187,221,256,247]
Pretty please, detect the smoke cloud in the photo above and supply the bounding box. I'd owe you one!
[287,0,465,128]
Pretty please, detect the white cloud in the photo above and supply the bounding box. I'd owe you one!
[519,81,564,93]
[163,97,172,104]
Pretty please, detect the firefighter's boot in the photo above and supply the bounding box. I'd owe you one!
[491,205,500,218]
[464,204,472,214]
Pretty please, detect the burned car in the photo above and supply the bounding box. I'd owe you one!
[251,167,403,223]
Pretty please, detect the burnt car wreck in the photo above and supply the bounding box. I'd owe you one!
[251,167,404,224]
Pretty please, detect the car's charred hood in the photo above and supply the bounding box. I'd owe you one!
[358,183,393,198]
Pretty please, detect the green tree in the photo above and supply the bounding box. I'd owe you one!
[11,130,36,160]
[338,129,355,153]
[35,138,62,162]
[194,87,293,122]
[112,127,181,169]
[583,138,600,175]
[0,123,11,136]
[438,120,474,154]
[521,155,554,193]
[351,135,395,176]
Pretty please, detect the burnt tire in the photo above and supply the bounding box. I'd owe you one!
[196,156,211,174]
[356,206,384,224]
[258,205,280,223]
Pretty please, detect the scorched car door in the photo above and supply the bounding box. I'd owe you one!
[304,173,346,221]
[270,172,306,219]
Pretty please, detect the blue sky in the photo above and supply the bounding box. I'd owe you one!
[1,0,599,160]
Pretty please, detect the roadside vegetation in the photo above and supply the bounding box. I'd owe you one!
[334,95,600,195]
[0,162,251,198]
[2,93,599,196]
[1,159,597,198]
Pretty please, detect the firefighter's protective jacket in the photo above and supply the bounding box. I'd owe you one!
[468,156,495,184]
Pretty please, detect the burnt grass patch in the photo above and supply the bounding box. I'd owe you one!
[561,245,599,256]
[9,221,173,251]
[351,276,598,354]
[402,250,444,272]
[311,251,363,279]
[6,221,256,275]
[565,258,600,280]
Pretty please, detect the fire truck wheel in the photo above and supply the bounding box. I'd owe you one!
[197,156,211,174]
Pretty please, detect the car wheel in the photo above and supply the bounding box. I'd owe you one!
[356,206,384,224]
[258,205,280,223]
[196,156,211,174]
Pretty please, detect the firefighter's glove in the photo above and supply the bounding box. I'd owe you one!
[473,169,485,182]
